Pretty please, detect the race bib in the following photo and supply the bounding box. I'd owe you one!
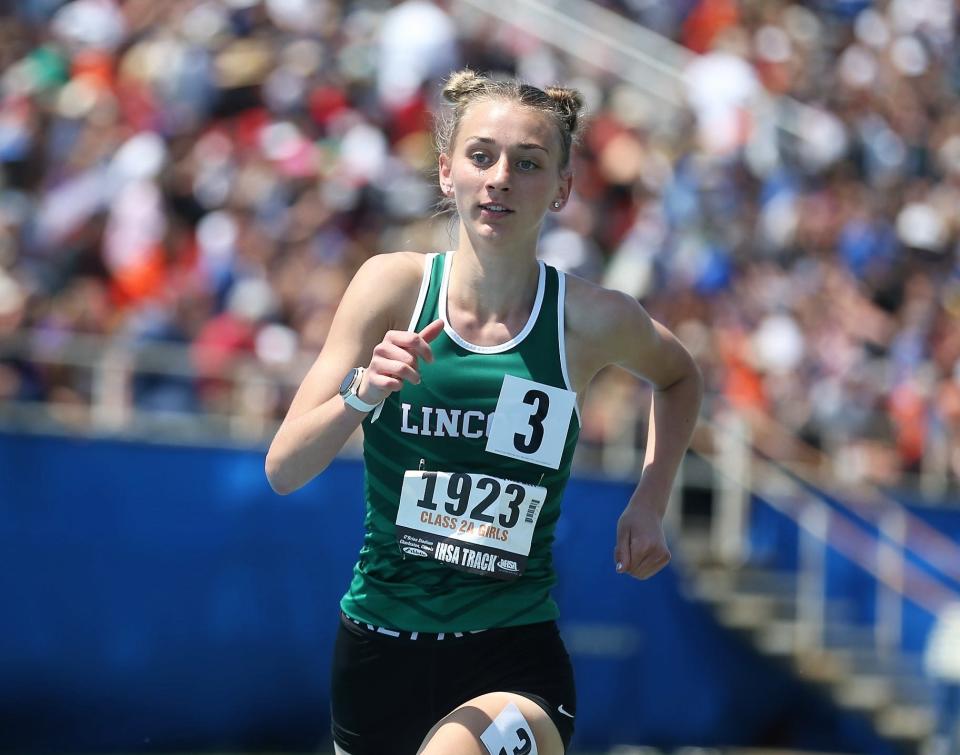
[480,702,538,755]
[395,470,546,580]
[485,375,577,470]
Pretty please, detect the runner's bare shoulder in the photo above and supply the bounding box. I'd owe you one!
[345,251,433,332]
[559,272,641,387]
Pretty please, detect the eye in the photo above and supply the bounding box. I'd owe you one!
[517,159,539,171]
[470,152,491,166]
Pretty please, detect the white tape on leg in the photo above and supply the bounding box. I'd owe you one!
[479,702,538,755]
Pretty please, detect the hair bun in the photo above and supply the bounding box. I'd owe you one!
[442,69,488,104]
[544,86,585,137]
[435,69,584,169]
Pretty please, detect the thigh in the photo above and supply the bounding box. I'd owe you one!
[448,621,576,748]
[416,691,564,755]
[329,616,438,755]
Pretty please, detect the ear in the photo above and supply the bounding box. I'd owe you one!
[552,169,573,210]
[438,153,454,197]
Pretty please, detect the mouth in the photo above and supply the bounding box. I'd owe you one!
[478,202,514,215]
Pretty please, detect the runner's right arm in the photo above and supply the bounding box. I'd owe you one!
[265,252,434,494]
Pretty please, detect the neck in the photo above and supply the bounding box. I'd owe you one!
[450,229,540,321]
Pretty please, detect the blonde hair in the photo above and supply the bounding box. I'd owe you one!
[436,69,585,171]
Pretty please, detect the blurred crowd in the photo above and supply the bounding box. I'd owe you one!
[2,0,960,492]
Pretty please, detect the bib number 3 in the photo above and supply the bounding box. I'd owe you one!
[514,390,549,454]
[499,727,533,755]
[486,375,576,469]
[480,703,539,755]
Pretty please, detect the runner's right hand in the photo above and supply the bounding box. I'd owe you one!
[358,319,444,404]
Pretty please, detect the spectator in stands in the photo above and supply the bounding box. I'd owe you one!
[5,0,960,492]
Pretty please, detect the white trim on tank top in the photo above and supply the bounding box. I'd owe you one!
[556,270,582,426]
[438,250,546,354]
[405,253,438,331]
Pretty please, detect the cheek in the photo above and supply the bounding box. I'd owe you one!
[449,165,484,192]
[530,174,561,198]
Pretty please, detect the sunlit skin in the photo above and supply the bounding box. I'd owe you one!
[437,99,572,339]
[440,100,570,251]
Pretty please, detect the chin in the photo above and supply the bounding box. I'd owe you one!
[476,224,512,240]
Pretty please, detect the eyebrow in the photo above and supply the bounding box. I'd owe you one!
[466,136,550,153]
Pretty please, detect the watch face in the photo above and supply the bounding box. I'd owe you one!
[339,368,358,397]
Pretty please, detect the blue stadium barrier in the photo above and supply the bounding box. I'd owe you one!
[747,493,952,657]
[0,432,896,753]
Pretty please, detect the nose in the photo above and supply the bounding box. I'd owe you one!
[485,155,511,192]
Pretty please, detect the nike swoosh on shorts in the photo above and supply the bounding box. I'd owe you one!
[558,704,575,718]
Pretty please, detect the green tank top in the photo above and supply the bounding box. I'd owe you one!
[340,251,581,632]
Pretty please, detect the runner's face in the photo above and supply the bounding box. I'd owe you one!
[439,100,570,242]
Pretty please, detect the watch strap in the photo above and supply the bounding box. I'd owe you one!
[344,390,381,413]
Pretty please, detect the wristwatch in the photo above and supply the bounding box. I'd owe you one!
[339,367,380,413]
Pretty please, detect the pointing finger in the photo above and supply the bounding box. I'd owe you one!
[417,319,445,362]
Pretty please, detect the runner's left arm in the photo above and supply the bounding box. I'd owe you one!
[593,290,703,580]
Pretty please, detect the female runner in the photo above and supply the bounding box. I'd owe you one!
[266,69,703,755]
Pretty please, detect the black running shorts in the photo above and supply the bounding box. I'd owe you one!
[330,612,576,755]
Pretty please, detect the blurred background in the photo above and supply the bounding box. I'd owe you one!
[3,0,960,753]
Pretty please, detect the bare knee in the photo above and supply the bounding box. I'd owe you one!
[417,691,564,755]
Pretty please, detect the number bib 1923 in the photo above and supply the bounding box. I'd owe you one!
[395,470,546,580]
